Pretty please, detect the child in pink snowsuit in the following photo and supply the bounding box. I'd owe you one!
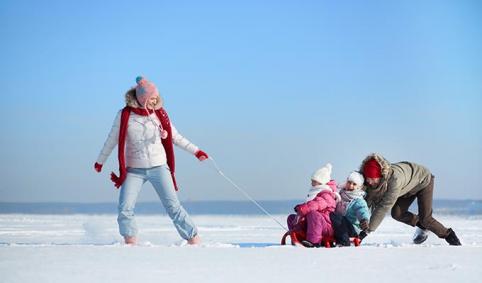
[287,163,338,247]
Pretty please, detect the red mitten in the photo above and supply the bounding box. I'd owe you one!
[94,162,103,173]
[195,150,209,161]
[110,170,127,189]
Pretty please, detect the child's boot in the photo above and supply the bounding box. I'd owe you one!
[301,240,320,248]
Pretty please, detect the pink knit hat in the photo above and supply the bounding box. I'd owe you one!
[135,76,160,108]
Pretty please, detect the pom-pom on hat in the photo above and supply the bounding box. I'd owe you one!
[311,163,332,185]
[363,158,382,178]
[347,171,364,186]
[135,76,160,108]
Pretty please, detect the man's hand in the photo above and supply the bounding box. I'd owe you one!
[359,230,368,241]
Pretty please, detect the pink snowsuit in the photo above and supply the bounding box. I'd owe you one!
[287,180,337,244]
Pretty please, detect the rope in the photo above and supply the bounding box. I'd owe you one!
[207,156,288,232]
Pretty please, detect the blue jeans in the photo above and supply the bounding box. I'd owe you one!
[117,165,198,240]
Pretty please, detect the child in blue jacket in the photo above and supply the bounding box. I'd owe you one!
[330,171,370,246]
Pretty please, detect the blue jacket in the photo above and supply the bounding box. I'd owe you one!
[336,190,371,233]
[345,198,370,233]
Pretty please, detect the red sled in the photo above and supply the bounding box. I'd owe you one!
[280,230,361,248]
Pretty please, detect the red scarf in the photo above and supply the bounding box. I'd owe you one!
[110,106,178,190]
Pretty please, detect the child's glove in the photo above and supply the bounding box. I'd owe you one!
[360,219,369,231]
[94,162,103,173]
[195,150,209,161]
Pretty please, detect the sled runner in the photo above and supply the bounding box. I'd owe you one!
[280,230,361,248]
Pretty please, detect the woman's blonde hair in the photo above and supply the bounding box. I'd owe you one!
[124,87,163,109]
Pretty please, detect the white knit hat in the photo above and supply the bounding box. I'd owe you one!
[347,171,364,186]
[311,163,332,185]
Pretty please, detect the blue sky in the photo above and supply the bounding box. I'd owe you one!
[1,0,481,202]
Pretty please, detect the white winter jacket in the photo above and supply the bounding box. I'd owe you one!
[96,110,199,168]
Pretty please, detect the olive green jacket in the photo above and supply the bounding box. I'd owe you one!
[359,153,432,232]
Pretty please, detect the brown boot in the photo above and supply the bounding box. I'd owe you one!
[445,229,461,246]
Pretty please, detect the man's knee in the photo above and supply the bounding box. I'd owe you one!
[391,207,403,221]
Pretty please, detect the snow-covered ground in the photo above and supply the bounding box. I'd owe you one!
[1,214,481,282]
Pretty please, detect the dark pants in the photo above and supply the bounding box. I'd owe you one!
[390,176,449,238]
[330,213,357,246]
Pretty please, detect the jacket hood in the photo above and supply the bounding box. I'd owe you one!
[359,153,392,209]
[359,153,391,180]
[125,88,163,110]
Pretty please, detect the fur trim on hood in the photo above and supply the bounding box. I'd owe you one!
[359,153,391,180]
[125,88,163,110]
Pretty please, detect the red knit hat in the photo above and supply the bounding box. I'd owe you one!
[363,158,382,178]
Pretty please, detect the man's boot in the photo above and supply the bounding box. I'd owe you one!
[413,222,429,244]
[445,228,461,246]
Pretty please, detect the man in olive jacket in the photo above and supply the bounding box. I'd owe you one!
[358,153,461,245]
